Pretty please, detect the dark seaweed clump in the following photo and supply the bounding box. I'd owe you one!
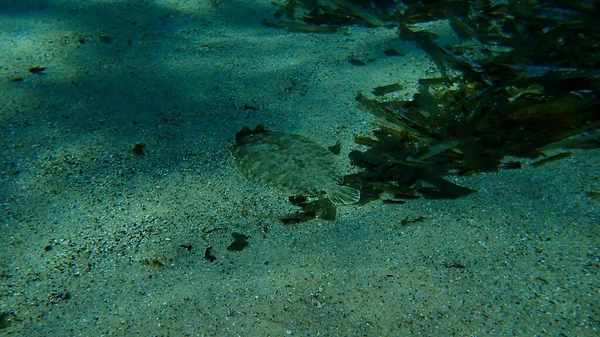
[266,0,600,202]
[0,311,11,329]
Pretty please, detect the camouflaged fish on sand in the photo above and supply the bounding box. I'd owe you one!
[232,126,360,205]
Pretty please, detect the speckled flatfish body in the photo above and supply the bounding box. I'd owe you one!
[232,125,360,205]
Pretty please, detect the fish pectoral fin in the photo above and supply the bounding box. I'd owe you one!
[327,185,360,206]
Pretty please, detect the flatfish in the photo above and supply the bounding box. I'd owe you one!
[231,125,360,205]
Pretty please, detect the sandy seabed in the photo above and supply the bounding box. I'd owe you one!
[1,1,598,336]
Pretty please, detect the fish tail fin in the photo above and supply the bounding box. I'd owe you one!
[327,185,360,206]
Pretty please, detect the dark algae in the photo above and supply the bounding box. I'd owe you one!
[263,1,599,204]
[372,83,403,96]
[531,152,573,167]
[586,192,600,201]
[280,196,337,224]
[180,244,192,251]
[227,232,250,252]
[400,216,426,227]
[28,65,46,74]
[141,258,164,268]
[0,312,11,329]
[328,141,341,155]
[131,142,146,156]
[204,246,216,262]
